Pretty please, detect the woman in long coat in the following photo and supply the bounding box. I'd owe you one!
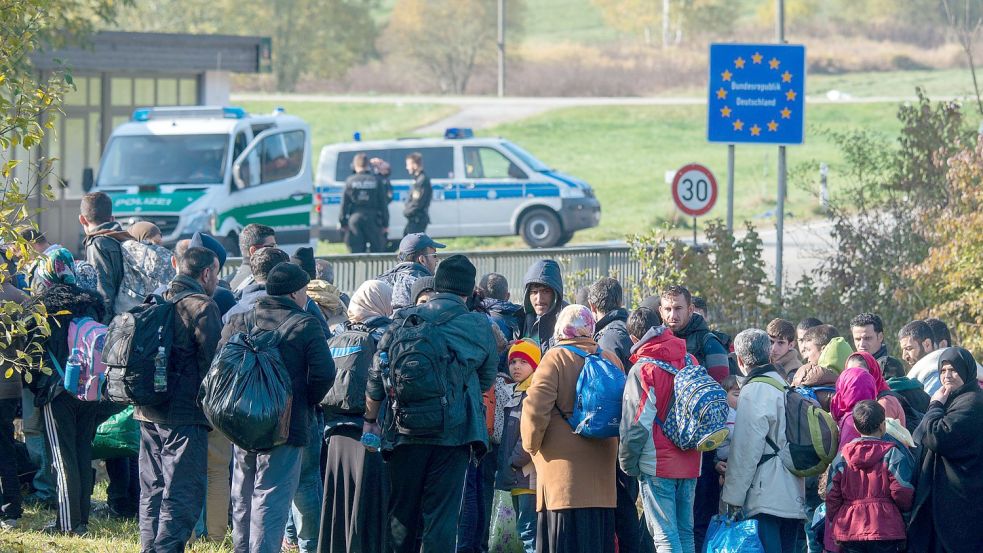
[520,304,622,553]
[908,347,983,553]
[317,280,393,553]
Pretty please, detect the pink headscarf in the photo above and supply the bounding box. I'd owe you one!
[553,304,596,341]
[830,366,878,421]
[851,351,890,393]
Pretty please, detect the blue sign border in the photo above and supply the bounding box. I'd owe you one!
[707,43,806,145]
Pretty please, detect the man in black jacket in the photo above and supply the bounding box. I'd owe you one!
[136,247,223,553]
[341,153,389,253]
[79,192,134,324]
[587,276,640,553]
[221,262,335,553]
[403,152,432,236]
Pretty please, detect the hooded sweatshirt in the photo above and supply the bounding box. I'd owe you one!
[619,326,700,479]
[521,260,566,354]
[825,437,914,544]
[377,261,432,312]
[792,336,853,411]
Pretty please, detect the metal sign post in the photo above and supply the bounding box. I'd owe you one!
[726,144,735,231]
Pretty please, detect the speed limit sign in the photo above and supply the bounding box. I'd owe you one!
[671,163,718,217]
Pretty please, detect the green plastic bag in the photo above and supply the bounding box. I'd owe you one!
[489,490,524,553]
[92,405,139,460]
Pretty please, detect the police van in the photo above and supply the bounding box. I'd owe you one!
[314,130,601,248]
[89,106,314,254]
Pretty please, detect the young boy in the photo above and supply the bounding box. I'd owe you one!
[767,318,802,382]
[826,400,914,553]
[495,339,541,553]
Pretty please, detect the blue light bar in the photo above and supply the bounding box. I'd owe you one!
[445,128,474,139]
[222,106,246,119]
[132,108,152,121]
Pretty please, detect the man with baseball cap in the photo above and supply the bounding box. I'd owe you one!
[376,232,446,311]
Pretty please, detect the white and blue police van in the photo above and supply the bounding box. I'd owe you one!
[314,129,601,248]
[89,106,314,254]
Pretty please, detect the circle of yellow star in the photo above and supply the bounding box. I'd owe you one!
[780,108,792,119]
[720,106,732,118]
[750,125,761,136]
[734,57,746,69]
[716,87,727,99]
[767,120,779,132]
[721,70,732,81]
[786,90,797,101]
[769,57,781,70]
[782,71,793,83]
[733,119,744,131]
[751,52,763,64]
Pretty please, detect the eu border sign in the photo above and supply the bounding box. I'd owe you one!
[707,43,806,145]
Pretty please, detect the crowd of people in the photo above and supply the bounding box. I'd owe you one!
[0,190,980,553]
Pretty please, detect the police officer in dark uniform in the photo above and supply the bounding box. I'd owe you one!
[341,152,389,253]
[403,152,432,236]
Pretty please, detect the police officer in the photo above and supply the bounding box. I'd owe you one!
[403,152,432,236]
[340,152,389,253]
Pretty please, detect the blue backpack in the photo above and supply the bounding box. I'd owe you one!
[641,355,730,451]
[561,345,626,439]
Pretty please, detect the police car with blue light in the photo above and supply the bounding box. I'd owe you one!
[89,105,314,254]
[314,128,601,248]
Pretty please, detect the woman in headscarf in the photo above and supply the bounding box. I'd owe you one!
[907,347,983,553]
[830,355,879,448]
[520,304,622,553]
[318,280,393,553]
[848,351,907,428]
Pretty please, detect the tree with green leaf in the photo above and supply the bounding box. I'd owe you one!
[0,0,127,378]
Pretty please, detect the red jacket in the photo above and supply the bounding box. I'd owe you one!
[626,327,701,479]
[825,437,915,545]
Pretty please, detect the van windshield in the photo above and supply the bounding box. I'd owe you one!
[97,134,229,186]
[502,142,551,172]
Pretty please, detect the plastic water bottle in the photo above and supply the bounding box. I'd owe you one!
[360,431,381,450]
[153,346,168,393]
[64,348,82,395]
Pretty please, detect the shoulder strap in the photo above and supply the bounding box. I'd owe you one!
[274,312,310,344]
[47,350,65,379]
[560,345,589,358]
[638,356,679,376]
[748,375,787,393]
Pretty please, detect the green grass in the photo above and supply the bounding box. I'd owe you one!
[0,483,232,553]
[486,101,903,243]
[237,101,458,164]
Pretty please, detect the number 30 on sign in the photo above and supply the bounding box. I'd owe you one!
[671,163,718,217]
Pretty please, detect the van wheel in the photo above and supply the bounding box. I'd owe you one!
[520,209,563,248]
[556,231,575,247]
[223,232,241,257]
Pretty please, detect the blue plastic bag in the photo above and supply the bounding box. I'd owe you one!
[704,514,765,553]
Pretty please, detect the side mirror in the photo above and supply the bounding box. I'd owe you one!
[82,168,94,192]
[232,161,247,191]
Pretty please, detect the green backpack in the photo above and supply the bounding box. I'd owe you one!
[749,376,839,478]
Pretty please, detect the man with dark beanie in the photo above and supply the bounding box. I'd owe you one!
[365,254,498,553]
[221,262,335,553]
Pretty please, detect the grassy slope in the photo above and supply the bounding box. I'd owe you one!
[434,101,901,250]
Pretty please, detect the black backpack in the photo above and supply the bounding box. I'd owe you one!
[378,305,467,437]
[199,312,306,451]
[102,291,194,406]
[321,322,383,414]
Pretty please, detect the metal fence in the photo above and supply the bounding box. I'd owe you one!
[222,245,643,302]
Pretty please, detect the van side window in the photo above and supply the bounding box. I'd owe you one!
[391,147,454,180]
[463,147,526,180]
[335,150,387,182]
[238,130,305,188]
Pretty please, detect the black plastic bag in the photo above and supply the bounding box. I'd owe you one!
[199,326,294,451]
